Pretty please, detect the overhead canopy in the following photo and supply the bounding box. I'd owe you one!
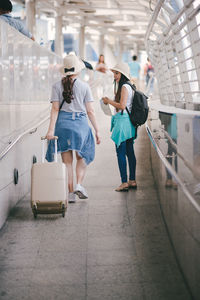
[16,0,157,49]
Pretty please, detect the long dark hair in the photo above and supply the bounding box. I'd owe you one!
[114,74,129,110]
[62,75,76,104]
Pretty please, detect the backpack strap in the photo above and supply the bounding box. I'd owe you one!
[126,81,136,91]
[125,82,138,139]
[125,107,130,115]
[121,82,136,115]
[59,99,65,110]
[125,81,136,114]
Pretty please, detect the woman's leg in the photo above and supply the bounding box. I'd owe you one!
[116,141,127,183]
[75,152,87,185]
[126,138,136,181]
[74,152,88,199]
[61,151,74,192]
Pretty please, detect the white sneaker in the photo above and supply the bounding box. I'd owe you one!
[68,192,77,203]
[74,184,88,199]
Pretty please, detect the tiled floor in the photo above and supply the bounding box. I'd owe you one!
[0,106,192,299]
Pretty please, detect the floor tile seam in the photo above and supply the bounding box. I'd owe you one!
[87,235,135,239]
[28,283,87,287]
[86,279,145,285]
[0,262,140,268]
[0,283,33,289]
[86,263,141,269]
[124,191,139,256]
[85,203,89,300]
[29,228,47,282]
[86,245,135,252]
[32,263,89,268]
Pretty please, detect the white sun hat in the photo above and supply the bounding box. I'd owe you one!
[60,54,85,76]
[111,61,131,80]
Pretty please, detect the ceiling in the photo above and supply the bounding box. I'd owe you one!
[18,0,158,49]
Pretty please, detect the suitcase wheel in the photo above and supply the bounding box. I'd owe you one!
[62,204,65,218]
[33,205,37,219]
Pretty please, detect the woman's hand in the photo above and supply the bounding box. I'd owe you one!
[102,97,109,104]
[46,130,55,140]
[95,131,101,144]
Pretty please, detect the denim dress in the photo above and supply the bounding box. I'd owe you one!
[46,79,95,165]
[46,111,95,165]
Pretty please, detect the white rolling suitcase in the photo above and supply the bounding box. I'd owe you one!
[31,137,67,218]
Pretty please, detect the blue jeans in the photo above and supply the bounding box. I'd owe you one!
[115,138,136,183]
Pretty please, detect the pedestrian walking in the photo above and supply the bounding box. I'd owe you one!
[96,54,108,73]
[144,57,154,95]
[102,62,137,191]
[128,55,141,88]
[46,54,101,203]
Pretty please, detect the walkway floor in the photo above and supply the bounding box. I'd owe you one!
[0,102,191,300]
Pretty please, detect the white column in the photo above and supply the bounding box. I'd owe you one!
[133,42,138,56]
[55,15,63,57]
[118,39,123,61]
[99,33,105,55]
[79,25,85,59]
[25,0,36,37]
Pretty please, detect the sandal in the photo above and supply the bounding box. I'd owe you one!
[115,183,129,192]
[128,180,137,189]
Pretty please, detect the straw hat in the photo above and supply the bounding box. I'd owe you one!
[111,61,131,80]
[59,54,85,76]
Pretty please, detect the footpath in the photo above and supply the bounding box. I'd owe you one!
[0,99,191,300]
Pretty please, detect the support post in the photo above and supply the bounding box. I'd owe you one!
[25,0,36,37]
[79,25,85,59]
[99,33,105,55]
[55,15,63,57]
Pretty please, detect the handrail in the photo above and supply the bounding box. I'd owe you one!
[161,127,200,180]
[146,124,200,214]
[0,116,49,161]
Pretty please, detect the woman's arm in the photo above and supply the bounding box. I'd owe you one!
[46,102,59,139]
[102,86,128,110]
[85,102,101,144]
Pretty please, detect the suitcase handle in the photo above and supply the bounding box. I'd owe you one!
[41,136,58,163]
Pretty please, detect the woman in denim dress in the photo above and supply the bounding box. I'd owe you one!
[46,54,101,202]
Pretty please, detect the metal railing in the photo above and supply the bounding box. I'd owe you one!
[146,123,200,214]
[0,116,49,161]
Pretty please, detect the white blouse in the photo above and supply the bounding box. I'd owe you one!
[115,83,134,114]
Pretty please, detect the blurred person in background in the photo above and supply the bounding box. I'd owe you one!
[128,55,141,88]
[96,54,108,73]
[0,0,35,40]
[144,57,154,95]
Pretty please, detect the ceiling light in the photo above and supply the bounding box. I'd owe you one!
[83,10,96,13]
[68,1,86,4]
[104,20,114,24]
[80,8,96,13]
